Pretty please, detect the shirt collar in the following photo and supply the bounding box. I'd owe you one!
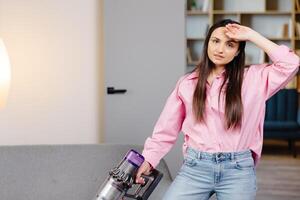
[187,71,198,80]
[215,69,226,78]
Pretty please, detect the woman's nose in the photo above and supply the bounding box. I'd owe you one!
[217,44,225,53]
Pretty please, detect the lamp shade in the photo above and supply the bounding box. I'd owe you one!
[0,39,11,108]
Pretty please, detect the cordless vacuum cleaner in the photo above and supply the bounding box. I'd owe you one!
[93,149,163,200]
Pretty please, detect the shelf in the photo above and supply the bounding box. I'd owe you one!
[213,10,291,15]
[185,0,299,91]
[187,37,206,40]
[186,10,209,15]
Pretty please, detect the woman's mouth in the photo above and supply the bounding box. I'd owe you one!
[214,54,224,59]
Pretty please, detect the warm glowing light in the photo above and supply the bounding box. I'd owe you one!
[0,39,11,108]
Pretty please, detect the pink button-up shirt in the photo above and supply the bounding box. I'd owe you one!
[142,45,300,168]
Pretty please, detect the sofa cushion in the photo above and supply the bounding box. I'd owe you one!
[264,121,300,131]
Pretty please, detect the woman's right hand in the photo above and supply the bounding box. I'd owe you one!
[225,23,257,42]
[135,161,153,184]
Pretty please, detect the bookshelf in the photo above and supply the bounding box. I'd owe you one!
[186,0,300,91]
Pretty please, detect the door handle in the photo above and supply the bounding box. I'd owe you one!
[107,87,127,94]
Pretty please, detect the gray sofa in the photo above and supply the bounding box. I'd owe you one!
[0,144,172,200]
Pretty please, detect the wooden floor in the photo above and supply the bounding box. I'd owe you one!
[255,140,300,200]
[210,140,300,200]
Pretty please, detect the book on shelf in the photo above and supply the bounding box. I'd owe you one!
[295,22,300,37]
[295,49,300,56]
[186,47,193,64]
[281,23,289,38]
[296,0,300,11]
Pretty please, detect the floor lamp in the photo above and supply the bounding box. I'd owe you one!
[0,38,11,108]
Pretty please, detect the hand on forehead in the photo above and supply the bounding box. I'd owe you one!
[211,27,239,43]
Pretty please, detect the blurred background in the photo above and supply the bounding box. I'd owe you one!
[0,0,299,199]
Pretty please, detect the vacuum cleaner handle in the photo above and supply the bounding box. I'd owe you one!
[124,169,163,200]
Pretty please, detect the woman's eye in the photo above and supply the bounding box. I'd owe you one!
[212,39,218,43]
[227,43,234,47]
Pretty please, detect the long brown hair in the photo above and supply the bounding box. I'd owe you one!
[192,19,246,130]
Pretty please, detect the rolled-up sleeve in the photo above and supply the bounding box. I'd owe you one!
[254,45,300,100]
[142,76,186,168]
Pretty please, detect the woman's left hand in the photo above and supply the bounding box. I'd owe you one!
[224,24,257,41]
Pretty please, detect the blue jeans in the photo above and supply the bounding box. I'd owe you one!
[163,147,257,200]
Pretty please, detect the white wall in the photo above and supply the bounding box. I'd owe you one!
[0,0,103,145]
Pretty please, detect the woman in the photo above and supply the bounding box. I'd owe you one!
[136,19,299,199]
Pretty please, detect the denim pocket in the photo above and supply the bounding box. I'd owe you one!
[183,155,196,167]
[234,157,254,170]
